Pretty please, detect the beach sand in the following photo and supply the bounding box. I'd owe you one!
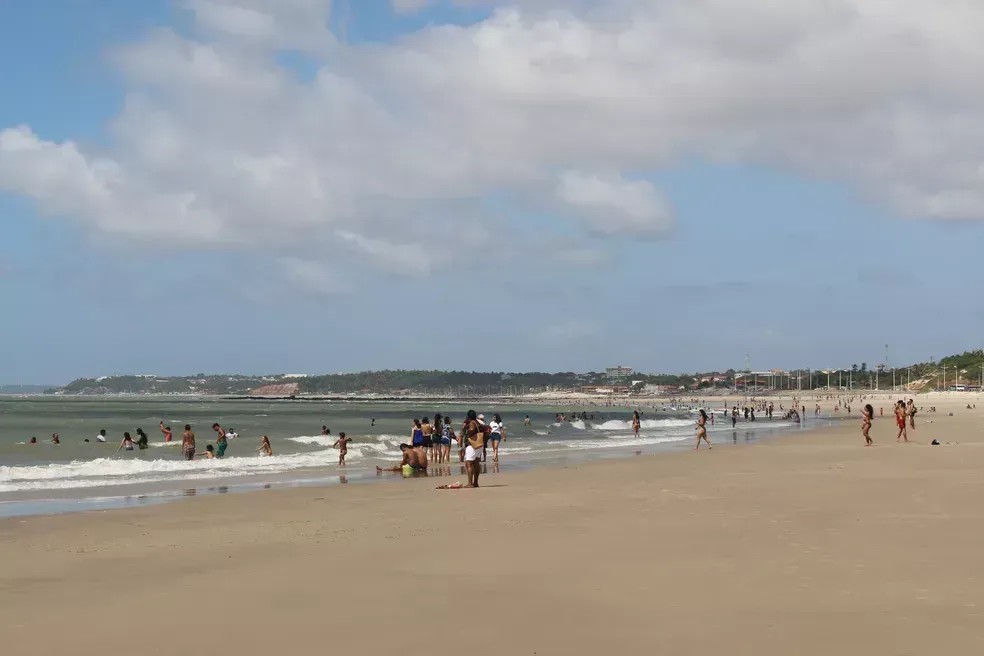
[2,396,982,655]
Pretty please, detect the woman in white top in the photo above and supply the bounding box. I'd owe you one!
[488,413,506,462]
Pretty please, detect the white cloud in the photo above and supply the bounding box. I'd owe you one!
[3,0,984,288]
[556,171,673,235]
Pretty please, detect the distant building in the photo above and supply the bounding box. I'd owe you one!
[283,374,309,379]
[605,366,633,382]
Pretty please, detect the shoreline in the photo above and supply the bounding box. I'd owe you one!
[0,412,833,518]
[2,397,981,654]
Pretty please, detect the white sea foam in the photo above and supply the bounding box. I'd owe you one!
[593,419,695,430]
[0,434,407,493]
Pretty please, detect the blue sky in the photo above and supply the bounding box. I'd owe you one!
[2,1,984,384]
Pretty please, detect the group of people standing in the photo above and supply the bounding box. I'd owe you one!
[378,411,507,487]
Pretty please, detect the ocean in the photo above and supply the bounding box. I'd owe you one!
[0,396,810,517]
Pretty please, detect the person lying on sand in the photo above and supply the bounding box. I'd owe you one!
[377,444,427,473]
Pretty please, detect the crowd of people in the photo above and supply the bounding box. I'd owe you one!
[376,411,507,487]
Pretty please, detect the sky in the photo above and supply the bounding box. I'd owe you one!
[3,0,984,385]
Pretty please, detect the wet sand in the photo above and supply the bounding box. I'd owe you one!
[2,396,982,655]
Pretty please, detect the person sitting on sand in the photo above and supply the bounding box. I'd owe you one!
[198,444,216,459]
[333,432,351,465]
[377,444,427,473]
[255,435,273,457]
[160,422,173,443]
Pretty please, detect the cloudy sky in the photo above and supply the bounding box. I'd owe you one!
[2,0,984,384]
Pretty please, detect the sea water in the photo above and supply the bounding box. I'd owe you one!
[0,396,812,516]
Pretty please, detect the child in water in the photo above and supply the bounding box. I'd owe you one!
[333,432,352,465]
[255,435,273,457]
[198,444,216,459]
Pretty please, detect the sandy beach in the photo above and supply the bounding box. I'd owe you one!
[2,395,982,655]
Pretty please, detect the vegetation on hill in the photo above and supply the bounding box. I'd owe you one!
[46,349,984,395]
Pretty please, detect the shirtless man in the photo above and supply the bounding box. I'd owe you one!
[462,410,484,488]
[160,421,173,443]
[333,432,352,465]
[211,423,228,458]
[182,424,196,460]
[377,444,427,473]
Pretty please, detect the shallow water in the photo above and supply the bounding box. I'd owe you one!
[0,396,819,516]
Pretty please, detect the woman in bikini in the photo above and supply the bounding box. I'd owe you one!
[255,435,273,456]
[861,403,874,446]
[695,409,711,450]
[631,410,641,437]
[894,400,908,443]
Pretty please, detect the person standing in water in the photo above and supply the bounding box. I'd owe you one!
[256,435,273,457]
[488,413,506,462]
[182,424,196,460]
[211,423,228,458]
[333,432,351,465]
[421,416,435,462]
[861,404,874,446]
[159,422,172,443]
[135,428,149,450]
[462,410,484,488]
[440,416,455,464]
[695,410,712,450]
[96,429,107,443]
[118,432,135,453]
[631,410,641,436]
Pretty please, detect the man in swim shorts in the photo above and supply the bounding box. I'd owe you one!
[212,423,228,458]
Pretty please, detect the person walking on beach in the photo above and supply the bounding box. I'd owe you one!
[632,410,641,436]
[212,423,228,458]
[861,404,874,446]
[159,422,172,443]
[332,432,351,465]
[695,410,711,450]
[894,401,908,443]
[256,435,273,457]
[488,413,505,462]
[907,399,917,430]
[731,406,738,428]
[463,410,484,487]
[182,424,196,460]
